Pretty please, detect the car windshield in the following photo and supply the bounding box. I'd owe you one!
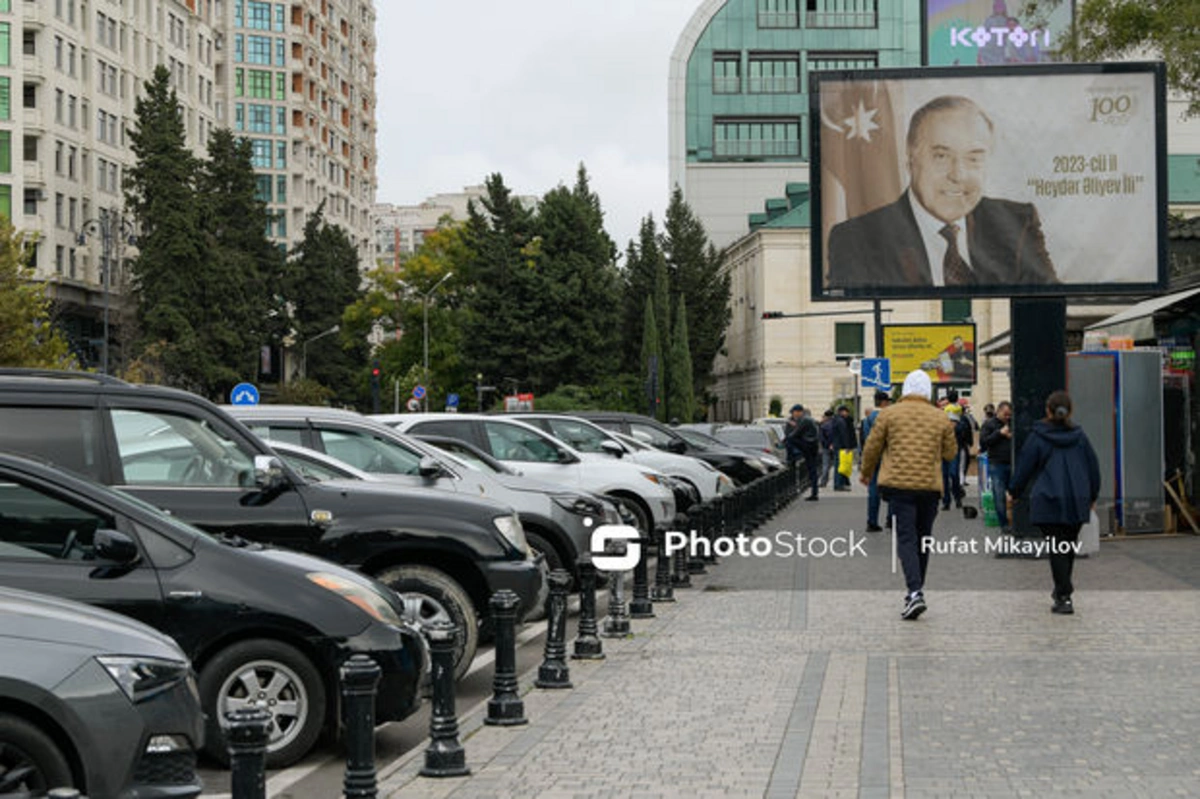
[717,428,767,447]
[541,418,613,454]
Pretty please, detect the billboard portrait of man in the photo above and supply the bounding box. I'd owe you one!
[813,66,1165,300]
[920,334,976,383]
[827,95,1058,290]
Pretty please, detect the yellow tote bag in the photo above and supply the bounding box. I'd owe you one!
[838,449,854,478]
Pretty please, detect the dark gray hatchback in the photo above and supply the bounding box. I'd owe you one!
[0,586,204,798]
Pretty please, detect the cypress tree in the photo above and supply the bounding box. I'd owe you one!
[667,296,695,423]
[639,300,662,420]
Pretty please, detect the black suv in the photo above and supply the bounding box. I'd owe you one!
[0,370,542,681]
[573,411,770,485]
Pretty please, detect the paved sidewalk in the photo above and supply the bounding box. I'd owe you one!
[379,488,1200,799]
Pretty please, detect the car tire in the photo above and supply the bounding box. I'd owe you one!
[610,494,651,535]
[375,565,478,681]
[199,640,326,769]
[0,714,74,795]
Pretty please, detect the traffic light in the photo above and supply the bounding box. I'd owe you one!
[762,311,784,319]
[370,360,381,413]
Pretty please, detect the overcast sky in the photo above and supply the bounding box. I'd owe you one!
[373,1,701,252]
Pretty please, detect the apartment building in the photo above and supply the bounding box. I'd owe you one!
[0,0,377,367]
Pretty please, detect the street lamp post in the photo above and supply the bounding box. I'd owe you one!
[301,324,340,379]
[77,208,137,375]
[421,272,453,412]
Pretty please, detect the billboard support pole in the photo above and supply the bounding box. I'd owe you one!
[873,300,884,357]
[1008,296,1067,539]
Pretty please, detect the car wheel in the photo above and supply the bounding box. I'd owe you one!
[0,714,74,795]
[375,565,479,681]
[199,640,326,769]
[610,495,651,535]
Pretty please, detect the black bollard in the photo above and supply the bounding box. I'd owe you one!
[226,706,272,799]
[341,654,381,798]
[686,506,707,574]
[651,526,676,602]
[700,501,719,564]
[420,621,470,777]
[672,514,693,588]
[572,553,605,660]
[535,569,573,688]
[485,589,528,725]
[601,557,633,637]
[628,533,655,618]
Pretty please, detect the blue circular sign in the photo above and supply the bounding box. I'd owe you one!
[230,382,260,406]
[413,385,426,400]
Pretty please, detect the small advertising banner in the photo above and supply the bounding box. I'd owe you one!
[883,323,977,386]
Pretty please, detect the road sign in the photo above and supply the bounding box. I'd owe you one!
[413,385,426,400]
[446,393,460,408]
[860,358,892,389]
[406,398,420,412]
[230,382,259,406]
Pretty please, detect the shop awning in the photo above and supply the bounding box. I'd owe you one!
[1084,286,1200,341]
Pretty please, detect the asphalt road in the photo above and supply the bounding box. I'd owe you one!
[197,609,566,797]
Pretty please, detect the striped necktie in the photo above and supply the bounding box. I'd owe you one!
[939,223,973,286]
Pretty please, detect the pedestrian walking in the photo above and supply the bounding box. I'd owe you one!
[861,390,891,532]
[833,405,858,491]
[941,404,967,510]
[979,401,1015,533]
[784,404,821,501]
[958,398,978,485]
[859,371,957,620]
[1007,390,1101,615]
[819,410,837,488]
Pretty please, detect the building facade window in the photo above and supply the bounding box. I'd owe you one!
[0,22,9,66]
[248,102,271,132]
[0,77,9,120]
[247,1,271,30]
[747,54,799,94]
[942,299,972,322]
[835,322,865,361]
[758,0,798,29]
[0,185,10,221]
[0,130,10,173]
[247,69,271,98]
[806,0,877,29]
[713,53,741,94]
[250,138,271,168]
[714,117,801,159]
[808,52,878,72]
[247,34,270,64]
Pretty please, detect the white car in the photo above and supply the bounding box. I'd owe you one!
[511,413,734,501]
[376,413,677,535]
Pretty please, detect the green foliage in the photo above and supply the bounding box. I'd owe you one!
[768,396,784,417]
[663,187,731,402]
[639,301,663,420]
[619,216,666,373]
[1023,0,1200,115]
[272,378,335,406]
[534,376,644,413]
[666,296,696,422]
[0,222,77,368]
[285,202,368,408]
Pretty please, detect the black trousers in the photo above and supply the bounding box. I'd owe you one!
[1039,523,1083,599]
[886,490,941,596]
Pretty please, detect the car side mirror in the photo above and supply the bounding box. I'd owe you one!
[600,440,625,458]
[667,439,687,455]
[418,456,447,478]
[253,455,288,491]
[94,529,139,564]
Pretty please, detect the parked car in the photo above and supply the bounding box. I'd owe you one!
[0,586,204,797]
[0,370,540,684]
[752,417,789,440]
[0,452,426,769]
[226,405,609,585]
[713,424,787,463]
[573,411,771,485]
[375,413,677,535]
[674,425,785,472]
[509,412,733,503]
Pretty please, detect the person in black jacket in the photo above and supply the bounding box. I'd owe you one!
[1007,390,1101,615]
[785,404,821,501]
[833,405,858,491]
[979,401,1014,532]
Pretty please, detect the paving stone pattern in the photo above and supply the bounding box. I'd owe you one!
[379,489,1200,799]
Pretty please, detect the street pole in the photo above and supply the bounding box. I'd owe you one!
[78,208,135,375]
[421,272,453,413]
[101,209,112,375]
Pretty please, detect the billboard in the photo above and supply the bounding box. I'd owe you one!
[811,63,1167,301]
[882,324,977,386]
[926,0,1074,67]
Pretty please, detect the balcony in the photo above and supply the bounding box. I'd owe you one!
[22,0,46,28]
[23,161,45,185]
[23,107,45,132]
[806,11,877,28]
[22,55,44,83]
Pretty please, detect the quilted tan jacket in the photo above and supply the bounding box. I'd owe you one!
[860,395,958,493]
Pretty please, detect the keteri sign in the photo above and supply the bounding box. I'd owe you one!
[926,0,1074,67]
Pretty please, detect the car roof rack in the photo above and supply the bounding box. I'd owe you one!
[0,368,130,386]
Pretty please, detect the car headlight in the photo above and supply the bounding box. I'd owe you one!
[552,494,605,517]
[493,513,529,556]
[98,656,190,704]
[308,572,405,627]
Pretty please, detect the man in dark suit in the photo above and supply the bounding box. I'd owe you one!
[827,95,1058,289]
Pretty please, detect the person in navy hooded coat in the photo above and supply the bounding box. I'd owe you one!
[1007,390,1101,615]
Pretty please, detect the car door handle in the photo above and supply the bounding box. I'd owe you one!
[168,590,204,601]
